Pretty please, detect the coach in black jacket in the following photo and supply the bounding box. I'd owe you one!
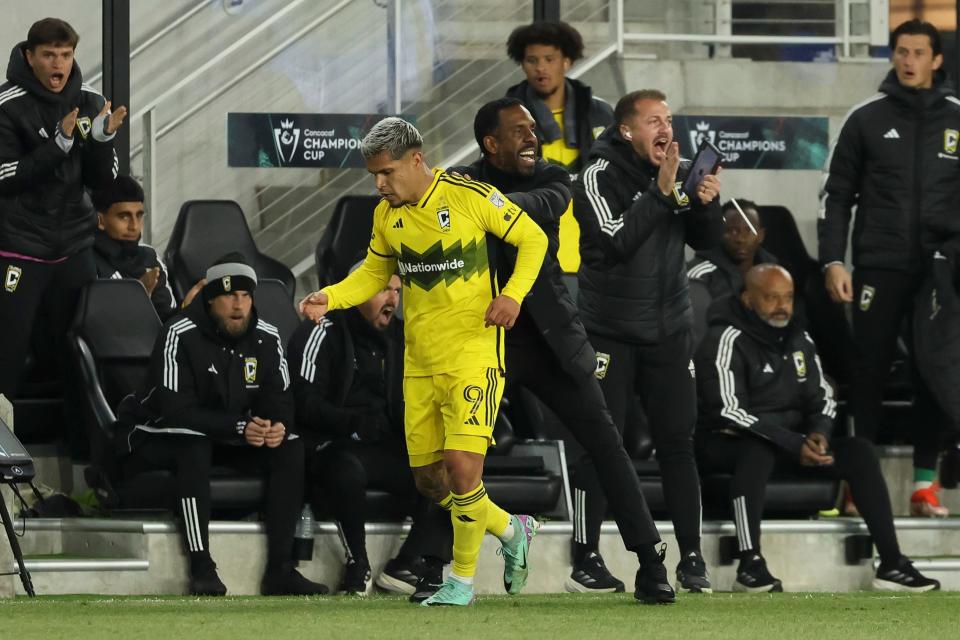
[118,255,327,597]
[0,19,124,398]
[571,89,723,592]
[695,265,939,593]
[818,20,960,514]
[452,98,673,602]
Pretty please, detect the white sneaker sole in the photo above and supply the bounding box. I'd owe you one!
[871,578,939,593]
[375,572,417,595]
[564,576,622,593]
[676,582,714,594]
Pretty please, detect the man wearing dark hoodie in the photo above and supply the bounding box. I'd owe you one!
[572,89,724,595]
[0,18,125,397]
[451,97,671,603]
[117,254,328,597]
[818,19,960,517]
[695,264,939,593]
[92,175,178,321]
[505,21,613,276]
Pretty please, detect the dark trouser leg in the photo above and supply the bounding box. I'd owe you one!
[315,446,371,563]
[41,249,97,456]
[635,330,702,555]
[568,334,636,557]
[850,269,914,442]
[506,337,659,557]
[829,437,901,563]
[260,437,304,571]
[0,258,54,397]
[696,433,776,557]
[123,436,213,564]
[403,499,453,563]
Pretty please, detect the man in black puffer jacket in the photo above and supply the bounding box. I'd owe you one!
[572,89,723,594]
[451,98,673,603]
[818,19,960,516]
[0,18,124,397]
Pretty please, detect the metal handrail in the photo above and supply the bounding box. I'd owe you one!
[86,0,211,87]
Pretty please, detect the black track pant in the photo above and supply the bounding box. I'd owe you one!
[124,434,305,572]
[310,441,452,564]
[850,268,943,469]
[506,334,660,552]
[696,432,901,563]
[573,330,702,556]
[0,249,96,397]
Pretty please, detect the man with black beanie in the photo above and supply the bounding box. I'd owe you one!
[118,254,327,596]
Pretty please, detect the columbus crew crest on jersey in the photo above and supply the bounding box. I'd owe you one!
[244,357,258,384]
[4,265,22,293]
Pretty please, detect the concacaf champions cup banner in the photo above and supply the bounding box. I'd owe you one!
[227,113,415,169]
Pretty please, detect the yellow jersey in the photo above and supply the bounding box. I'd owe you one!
[322,169,547,377]
[541,108,581,274]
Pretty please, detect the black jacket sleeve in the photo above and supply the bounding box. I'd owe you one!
[149,328,248,439]
[800,332,837,437]
[574,160,677,262]
[151,253,178,322]
[696,326,807,456]
[289,319,360,438]
[505,165,572,228]
[0,109,69,196]
[251,327,295,432]
[817,112,861,265]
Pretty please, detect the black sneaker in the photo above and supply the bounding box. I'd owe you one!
[676,551,712,593]
[733,554,783,593]
[565,551,625,593]
[375,557,419,595]
[189,560,227,596]
[408,558,444,604]
[338,559,372,595]
[873,556,941,593]
[261,564,329,596]
[634,545,676,604]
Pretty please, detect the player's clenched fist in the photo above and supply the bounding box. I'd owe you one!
[484,295,520,329]
[299,290,329,323]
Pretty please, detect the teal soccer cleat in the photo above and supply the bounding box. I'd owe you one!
[499,514,540,595]
[420,577,475,607]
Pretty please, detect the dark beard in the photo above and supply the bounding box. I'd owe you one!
[214,314,251,339]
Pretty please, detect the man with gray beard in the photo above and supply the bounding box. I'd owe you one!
[117,253,328,597]
[694,264,938,593]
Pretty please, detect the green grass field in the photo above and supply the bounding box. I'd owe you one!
[1,592,957,640]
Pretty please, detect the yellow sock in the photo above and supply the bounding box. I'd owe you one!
[450,483,491,578]
[485,495,511,538]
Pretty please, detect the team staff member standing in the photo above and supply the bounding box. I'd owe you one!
[0,18,124,397]
[573,89,723,593]
[300,118,548,607]
[451,97,674,603]
[818,19,960,517]
[505,21,613,276]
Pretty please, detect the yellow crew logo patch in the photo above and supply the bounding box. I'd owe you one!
[244,357,257,383]
[945,129,959,154]
[672,182,689,207]
[860,285,875,311]
[595,352,611,380]
[222,276,231,292]
[792,351,807,378]
[76,117,92,139]
[4,265,22,292]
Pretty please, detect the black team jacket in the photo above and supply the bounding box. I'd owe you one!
[117,296,293,453]
[287,310,405,455]
[687,246,780,300]
[506,78,613,174]
[574,126,723,345]
[93,229,177,321]
[0,42,117,259]
[694,295,837,456]
[450,157,595,379]
[818,69,960,273]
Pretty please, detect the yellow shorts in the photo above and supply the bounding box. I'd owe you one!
[404,367,505,467]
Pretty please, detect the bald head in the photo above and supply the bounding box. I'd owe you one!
[741,264,794,328]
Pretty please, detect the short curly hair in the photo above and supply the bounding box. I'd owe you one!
[506,21,584,64]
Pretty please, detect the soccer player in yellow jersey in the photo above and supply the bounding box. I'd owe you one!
[299,118,548,606]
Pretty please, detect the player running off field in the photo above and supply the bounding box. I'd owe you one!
[300,118,548,606]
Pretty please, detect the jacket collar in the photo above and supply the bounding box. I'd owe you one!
[879,68,954,110]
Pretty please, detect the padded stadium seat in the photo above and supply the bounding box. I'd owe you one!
[69,280,264,512]
[164,200,295,301]
[314,195,380,286]
[255,279,300,349]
